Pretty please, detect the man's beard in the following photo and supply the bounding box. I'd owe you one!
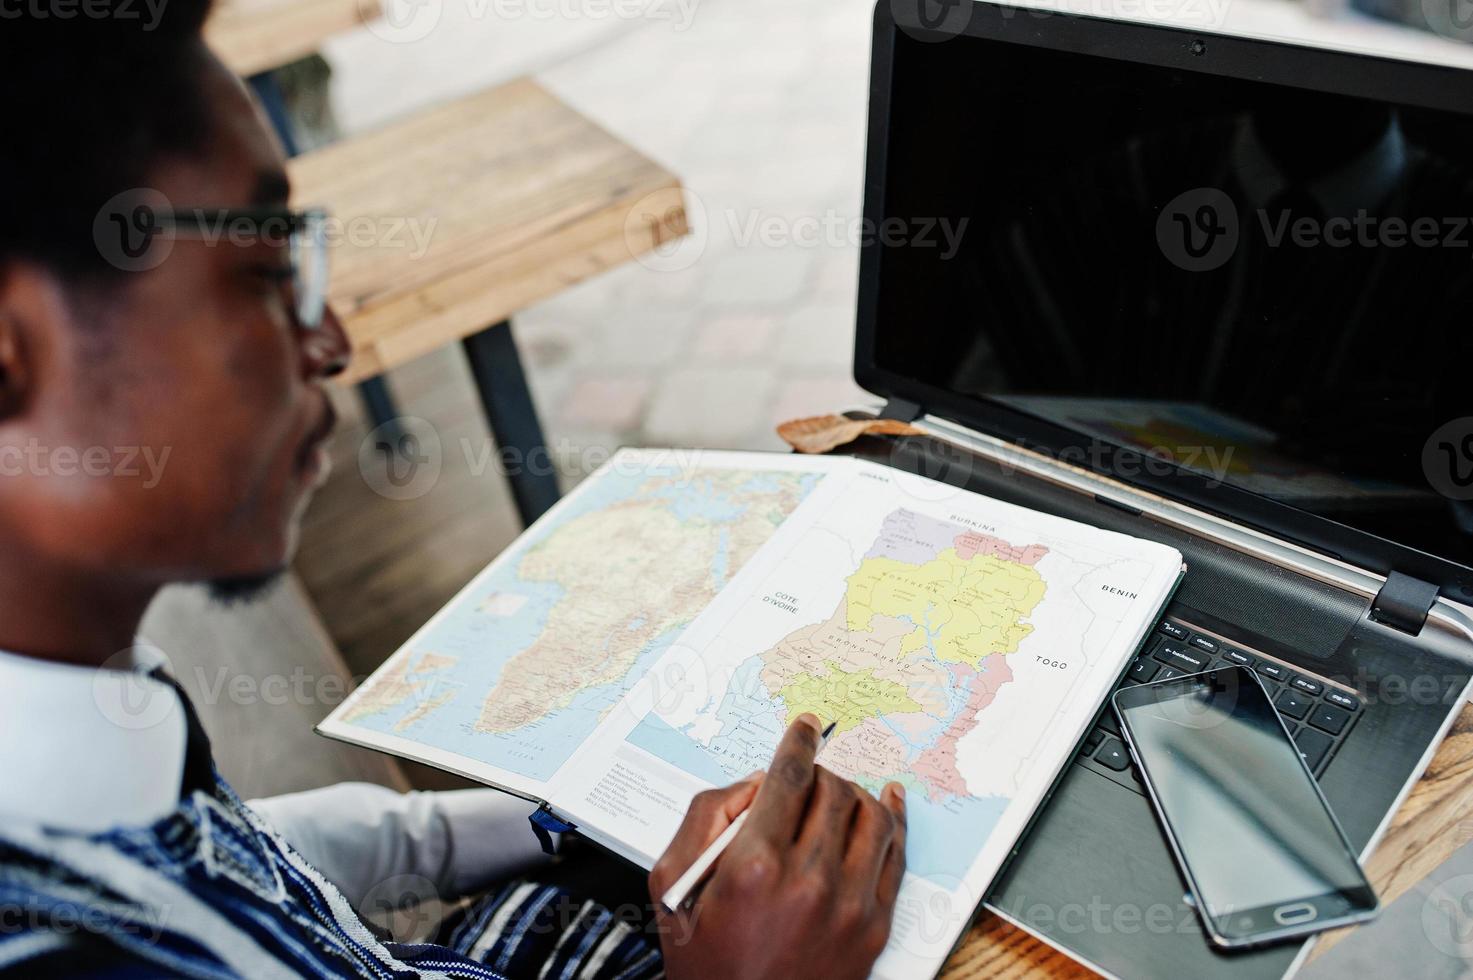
[206,567,287,605]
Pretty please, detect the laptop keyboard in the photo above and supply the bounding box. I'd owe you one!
[1075,617,1365,796]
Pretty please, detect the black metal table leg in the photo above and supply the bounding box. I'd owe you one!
[462,320,560,526]
[357,376,405,452]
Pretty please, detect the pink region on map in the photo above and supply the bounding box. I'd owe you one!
[911,657,1016,799]
[953,531,1048,567]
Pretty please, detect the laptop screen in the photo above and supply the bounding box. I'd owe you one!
[863,17,1473,581]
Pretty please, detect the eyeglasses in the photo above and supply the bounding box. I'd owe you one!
[152,207,330,330]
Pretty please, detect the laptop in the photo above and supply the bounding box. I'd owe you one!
[853,2,1473,976]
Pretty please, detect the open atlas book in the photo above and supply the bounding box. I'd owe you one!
[319,448,1183,977]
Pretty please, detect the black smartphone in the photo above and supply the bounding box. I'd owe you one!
[1112,665,1379,948]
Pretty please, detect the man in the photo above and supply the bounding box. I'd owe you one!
[0,4,908,978]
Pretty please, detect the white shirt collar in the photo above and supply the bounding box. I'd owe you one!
[0,646,188,832]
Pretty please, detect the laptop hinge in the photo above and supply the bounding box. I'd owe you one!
[1370,571,1440,636]
[879,397,923,423]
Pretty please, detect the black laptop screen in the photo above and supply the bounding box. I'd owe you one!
[866,23,1473,574]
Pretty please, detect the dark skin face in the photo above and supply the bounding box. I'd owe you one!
[0,44,349,665]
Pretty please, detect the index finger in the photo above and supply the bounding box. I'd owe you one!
[743,713,823,844]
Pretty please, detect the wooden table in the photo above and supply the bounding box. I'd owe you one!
[938,701,1473,976]
[206,0,368,78]
[287,78,687,522]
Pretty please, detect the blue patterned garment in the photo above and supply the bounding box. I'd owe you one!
[0,762,662,977]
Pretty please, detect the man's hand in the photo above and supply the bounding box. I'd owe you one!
[649,713,907,980]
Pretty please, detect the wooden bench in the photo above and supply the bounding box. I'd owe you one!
[286,78,688,522]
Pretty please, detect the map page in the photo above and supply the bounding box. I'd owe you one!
[547,458,1182,978]
[319,449,833,799]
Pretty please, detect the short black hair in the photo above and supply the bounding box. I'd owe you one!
[1,0,218,285]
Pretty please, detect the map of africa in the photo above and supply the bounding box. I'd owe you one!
[335,455,822,783]
[626,507,1052,878]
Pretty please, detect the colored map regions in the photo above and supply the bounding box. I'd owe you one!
[627,507,1050,877]
[764,508,1048,802]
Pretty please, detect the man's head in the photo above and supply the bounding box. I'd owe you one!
[0,4,350,606]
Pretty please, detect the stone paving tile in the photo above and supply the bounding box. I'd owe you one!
[590,308,695,369]
[559,375,653,431]
[644,366,778,447]
[691,313,778,360]
[701,246,817,308]
[772,301,857,369]
[813,250,860,300]
[768,375,872,428]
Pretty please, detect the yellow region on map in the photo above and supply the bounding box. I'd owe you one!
[756,516,1050,800]
[777,660,923,735]
[845,549,1045,667]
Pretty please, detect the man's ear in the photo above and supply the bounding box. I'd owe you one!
[0,321,31,423]
[0,264,51,421]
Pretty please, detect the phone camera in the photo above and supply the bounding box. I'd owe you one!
[1190,39,1207,56]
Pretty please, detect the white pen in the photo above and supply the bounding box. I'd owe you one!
[660,719,838,912]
